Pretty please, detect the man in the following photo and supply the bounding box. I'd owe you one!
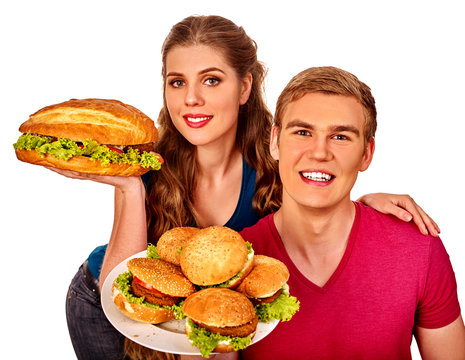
[237,66,465,359]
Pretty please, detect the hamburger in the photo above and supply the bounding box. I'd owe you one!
[13,98,163,176]
[182,288,258,357]
[180,226,254,289]
[157,226,201,266]
[236,255,300,322]
[112,257,196,324]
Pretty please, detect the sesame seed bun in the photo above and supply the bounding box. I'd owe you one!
[183,288,258,354]
[157,227,200,266]
[236,255,290,299]
[127,258,196,297]
[180,226,253,287]
[182,288,256,328]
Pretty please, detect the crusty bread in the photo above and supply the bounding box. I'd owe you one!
[112,281,176,324]
[182,288,256,327]
[236,255,289,298]
[157,227,200,266]
[127,258,196,297]
[15,148,151,176]
[180,226,249,286]
[19,98,157,144]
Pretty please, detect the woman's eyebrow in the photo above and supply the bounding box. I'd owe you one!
[199,67,226,75]
[166,67,226,78]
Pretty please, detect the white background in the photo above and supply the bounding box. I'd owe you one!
[1,1,463,358]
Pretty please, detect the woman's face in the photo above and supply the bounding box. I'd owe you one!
[165,45,252,148]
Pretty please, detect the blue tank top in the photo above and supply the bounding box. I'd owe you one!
[87,156,259,279]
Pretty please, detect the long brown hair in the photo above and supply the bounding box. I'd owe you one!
[126,14,282,360]
[146,15,281,243]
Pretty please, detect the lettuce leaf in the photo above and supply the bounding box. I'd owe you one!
[13,133,162,170]
[186,318,252,358]
[146,244,161,260]
[254,285,300,322]
[115,271,185,319]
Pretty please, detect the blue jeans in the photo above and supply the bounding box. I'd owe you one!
[66,261,126,359]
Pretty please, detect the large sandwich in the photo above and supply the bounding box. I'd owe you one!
[182,287,258,357]
[112,257,196,324]
[236,255,300,322]
[180,226,254,289]
[13,98,163,176]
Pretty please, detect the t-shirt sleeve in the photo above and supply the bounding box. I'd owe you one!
[415,237,461,329]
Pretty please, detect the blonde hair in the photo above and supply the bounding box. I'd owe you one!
[274,66,377,144]
[146,15,281,243]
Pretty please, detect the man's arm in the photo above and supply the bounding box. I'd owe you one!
[415,315,465,359]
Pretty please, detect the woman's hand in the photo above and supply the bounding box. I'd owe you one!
[45,167,140,192]
[358,193,440,237]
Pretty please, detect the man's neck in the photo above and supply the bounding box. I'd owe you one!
[273,199,356,286]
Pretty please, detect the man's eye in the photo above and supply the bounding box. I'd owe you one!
[296,130,310,136]
[169,80,184,88]
[333,134,348,140]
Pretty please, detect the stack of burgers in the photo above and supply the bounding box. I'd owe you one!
[112,226,300,357]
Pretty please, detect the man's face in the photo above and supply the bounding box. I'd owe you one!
[271,92,374,211]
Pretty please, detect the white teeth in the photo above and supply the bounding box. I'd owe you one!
[186,116,212,123]
[301,171,333,181]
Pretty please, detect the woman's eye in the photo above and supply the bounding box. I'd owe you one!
[204,77,220,86]
[169,79,184,88]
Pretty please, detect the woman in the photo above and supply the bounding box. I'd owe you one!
[57,15,438,360]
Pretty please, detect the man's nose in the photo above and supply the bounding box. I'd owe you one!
[307,136,332,161]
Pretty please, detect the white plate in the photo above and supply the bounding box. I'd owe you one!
[101,250,279,355]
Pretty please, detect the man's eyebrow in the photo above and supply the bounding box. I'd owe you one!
[285,120,314,130]
[166,67,225,78]
[285,120,361,136]
[330,125,360,136]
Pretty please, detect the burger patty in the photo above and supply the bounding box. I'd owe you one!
[194,315,258,338]
[113,142,155,153]
[131,280,180,306]
[250,288,282,306]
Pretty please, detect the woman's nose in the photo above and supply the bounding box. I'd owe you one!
[184,84,204,107]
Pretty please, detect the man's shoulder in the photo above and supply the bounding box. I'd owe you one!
[356,201,438,250]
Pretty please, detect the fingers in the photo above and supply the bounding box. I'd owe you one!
[397,196,440,237]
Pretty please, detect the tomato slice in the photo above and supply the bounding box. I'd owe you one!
[133,276,168,296]
[107,146,124,154]
[153,153,164,164]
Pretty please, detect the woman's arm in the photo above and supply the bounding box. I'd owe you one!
[99,177,148,289]
[358,193,440,236]
[46,167,149,288]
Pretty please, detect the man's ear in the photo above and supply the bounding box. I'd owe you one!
[360,138,375,172]
[239,73,253,105]
[270,125,280,161]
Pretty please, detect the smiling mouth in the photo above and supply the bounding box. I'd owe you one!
[184,116,213,123]
[300,171,334,182]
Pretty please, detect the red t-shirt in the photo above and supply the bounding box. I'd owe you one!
[240,202,461,360]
